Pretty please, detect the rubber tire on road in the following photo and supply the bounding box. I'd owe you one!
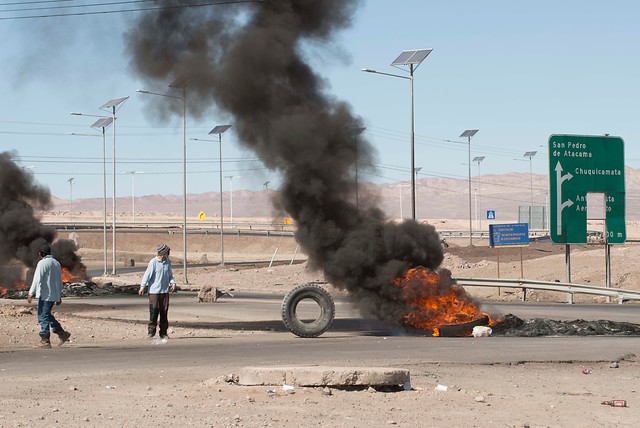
[281,283,335,338]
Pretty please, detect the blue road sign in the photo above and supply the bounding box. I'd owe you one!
[489,223,529,247]
[486,210,496,220]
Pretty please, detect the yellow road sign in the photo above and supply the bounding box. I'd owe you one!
[198,211,206,221]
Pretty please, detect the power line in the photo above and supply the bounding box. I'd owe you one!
[1,0,151,13]
[0,0,75,6]
[0,0,261,20]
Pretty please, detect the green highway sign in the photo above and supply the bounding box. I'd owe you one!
[548,134,625,244]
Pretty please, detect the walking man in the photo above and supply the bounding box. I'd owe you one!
[27,244,71,348]
[139,244,177,339]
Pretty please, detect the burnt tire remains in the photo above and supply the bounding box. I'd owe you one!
[281,283,335,338]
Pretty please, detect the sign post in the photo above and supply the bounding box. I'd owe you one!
[489,223,529,300]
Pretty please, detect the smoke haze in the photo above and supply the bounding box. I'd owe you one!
[0,151,86,287]
[127,0,445,327]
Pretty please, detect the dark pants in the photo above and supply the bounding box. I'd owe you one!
[148,293,170,337]
[37,299,62,338]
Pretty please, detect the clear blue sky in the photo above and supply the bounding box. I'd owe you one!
[1,0,639,201]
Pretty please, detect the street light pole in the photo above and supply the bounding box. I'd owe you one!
[99,96,129,275]
[348,127,365,212]
[122,171,143,224]
[472,156,485,232]
[263,181,270,225]
[362,48,433,220]
[524,151,537,227]
[460,129,479,245]
[70,115,113,276]
[397,184,404,220]
[136,86,188,283]
[225,175,241,226]
[208,125,232,265]
[67,177,75,225]
[415,166,422,220]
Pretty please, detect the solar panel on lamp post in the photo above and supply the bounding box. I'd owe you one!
[362,48,433,220]
[460,129,479,245]
[209,125,232,265]
[98,96,129,275]
[69,115,113,276]
[524,151,537,227]
[472,156,485,233]
[136,80,189,283]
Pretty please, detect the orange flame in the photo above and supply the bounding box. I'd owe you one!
[393,267,495,336]
[61,266,88,284]
[0,279,28,296]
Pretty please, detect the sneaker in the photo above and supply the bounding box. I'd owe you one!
[160,335,169,340]
[147,333,155,338]
[57,330,71,346]
[38,337,51,349]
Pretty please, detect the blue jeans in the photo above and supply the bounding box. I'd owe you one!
[37,299,62,337]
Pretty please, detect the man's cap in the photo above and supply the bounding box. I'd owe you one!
[39,244,51,256]
[157,243,170,256]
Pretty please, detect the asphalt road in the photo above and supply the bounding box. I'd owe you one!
[2,293,640,375]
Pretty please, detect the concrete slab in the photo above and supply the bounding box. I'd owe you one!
[238,366,410,387]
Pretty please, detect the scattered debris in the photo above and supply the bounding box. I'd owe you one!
[197,286,235,303]
[472,326,492,337]
[601,400,627,407]
[610,362,620,368]
[282,384,295,394]
[492,314,640,336]
[582,368,593,375]
[435,384,448,392]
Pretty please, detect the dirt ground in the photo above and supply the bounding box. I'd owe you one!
[2,219,640,427]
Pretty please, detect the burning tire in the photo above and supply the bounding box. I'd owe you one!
[281,283,335,338]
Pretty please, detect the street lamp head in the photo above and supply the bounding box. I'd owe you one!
[136,89,151,94]
[361,68,376,73]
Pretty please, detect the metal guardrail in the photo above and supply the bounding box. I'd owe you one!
[454,277,640,304]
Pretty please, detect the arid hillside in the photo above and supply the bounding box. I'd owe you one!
[48,167,640,222]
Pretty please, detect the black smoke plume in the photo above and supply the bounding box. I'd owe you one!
[0,152,87,287]
[127,0,445,327]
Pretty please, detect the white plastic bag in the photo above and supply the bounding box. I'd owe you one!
[472,326,492,337]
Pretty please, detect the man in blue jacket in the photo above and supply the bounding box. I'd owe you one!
[139,243,177,339]
[27,244,72,348]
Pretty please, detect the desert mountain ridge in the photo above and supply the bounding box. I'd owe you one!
[46,169,640,221]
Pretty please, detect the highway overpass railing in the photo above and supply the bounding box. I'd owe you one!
[454,277,640,304]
